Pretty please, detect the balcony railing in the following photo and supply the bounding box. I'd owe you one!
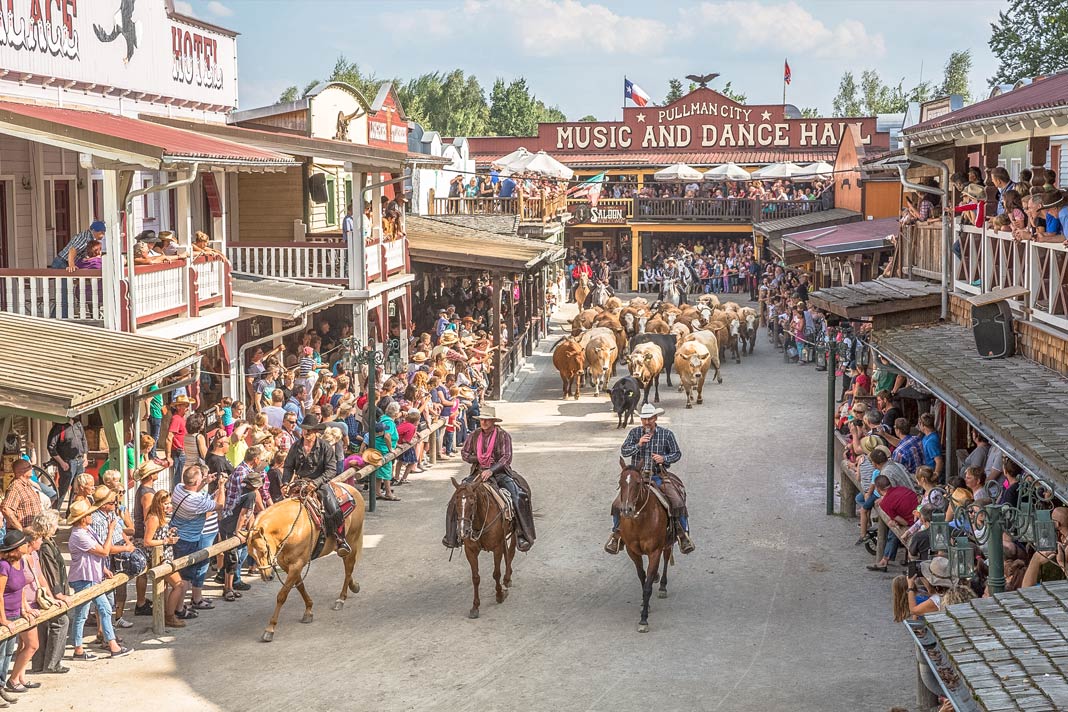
[428,193,567,223]
[900,223,943,281]
[562,197,827,223]
[0,269,104,321]
[224,237,407,286]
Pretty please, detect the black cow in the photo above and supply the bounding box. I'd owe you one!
[609,376,641,429]
[629,332,676,387]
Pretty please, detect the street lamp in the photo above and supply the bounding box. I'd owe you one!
[342,336,385,512]
[386,337,402,375]
[929,472,1058,593]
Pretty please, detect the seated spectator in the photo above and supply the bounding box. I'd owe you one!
[1021,507,1068,588]
[866,475,919,572]
[870,447,914,491]
[997,459,1021,506]
[853,436,885,545]
[956,430,990,479]
[918,413,944,481]
[964,466,992,506]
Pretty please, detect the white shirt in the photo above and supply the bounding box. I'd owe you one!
[261,405,287,429]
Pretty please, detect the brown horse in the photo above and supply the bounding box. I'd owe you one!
[246,481,365,642]
[616,460,673,633]
[574,273,591,310]
[450,476,516,619]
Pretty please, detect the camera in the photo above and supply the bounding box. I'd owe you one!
[906,559,921,578]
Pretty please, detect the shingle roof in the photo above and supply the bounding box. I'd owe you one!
[809,278,943,318]
[471,149,836,169]
[406,216,561,271]
[418,214,520,235]
[906,71,1068,135]
[754,208,861,236]
[231,273,345,319]
[0,313,199,418]
[872,322,1068,495]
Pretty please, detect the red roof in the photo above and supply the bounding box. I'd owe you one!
[0,101,293,165]
[471,149,835,168]
[783,218,898,255]
[907,71,1068,134]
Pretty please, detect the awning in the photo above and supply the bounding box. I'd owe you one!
[0,313,199,420]
[754,208,862,259]
[472,149,837,169]
[783,217,898,257]
[809,278,942,319]
[0,101,295,170]
[231,273,345,319]
[872,322,1068,495]
[143,115,410,172]
[907,581,1068,712]
[407,216,563,271]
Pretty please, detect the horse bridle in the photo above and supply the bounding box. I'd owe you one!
[456,483,505,542]
[619,467,651,518]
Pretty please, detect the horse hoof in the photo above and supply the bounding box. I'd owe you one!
[496,590,508,604]
[696,398,703,404]
[637,623,649,633]
[468,609,480,619]
[261,631,274,643]
[685,403,692,409]
[332,600,344,611]
[349,581,360,594]
[301,613,314,624]
[658,590,668,599]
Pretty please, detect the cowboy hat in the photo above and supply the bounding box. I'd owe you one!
[299,414,330,431]
[92,485,116,507]
[158,231,175,241]
[66,499,103,525]
[475,405,502,422]
[859,435,885,455]
[457,386,476,401]
[920,556,955,588]
[411,351,428,363]
[0,531,27,553]
[134,460,166,480]
[243,471,265,491]
[439,332,459,345]
[360,449,385,468]
[172,395,195,407]
[638,403,664,418]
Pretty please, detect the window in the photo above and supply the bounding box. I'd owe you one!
[142,177,156,221]
[345,177,353,214]
[1009,158,1022,182]
[326,176,337,225]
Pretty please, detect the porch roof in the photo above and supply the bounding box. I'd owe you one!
[231,273,345,319]
[0,313,199,420]
[783,217,898,256]
[0,101,295,169]
[406,216,563,271]
[809,278,943,318]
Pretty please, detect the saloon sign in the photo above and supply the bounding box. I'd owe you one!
[568,203,627,225]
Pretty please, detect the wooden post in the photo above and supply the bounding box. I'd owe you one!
[491,272,502,399]
[151,545,165,635]
[1030,136,1050,191]
[916,658,940,710]
[429,428,439,465]
[983,142,1002,217]
[945,409,957,482]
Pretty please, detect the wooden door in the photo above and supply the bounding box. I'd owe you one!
[53,180,71,255]
[0,182,8,268]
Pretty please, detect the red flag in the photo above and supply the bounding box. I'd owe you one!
[784,60,792,85]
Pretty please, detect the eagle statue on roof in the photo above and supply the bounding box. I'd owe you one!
[685,73,720,89]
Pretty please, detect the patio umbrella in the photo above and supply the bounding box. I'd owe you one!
[751,162,805,179]
[494,147,533,172]
[653,162,704,182]
[512,150,574,180]
[796,161,834,178]
[703,162,751,181]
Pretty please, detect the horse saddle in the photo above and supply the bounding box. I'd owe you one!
[298,482,357,559]
[481,482,514,522]
[645,484,670,512]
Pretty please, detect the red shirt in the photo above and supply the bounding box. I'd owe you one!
[879,486,919,526]
[396,421,417,444]
[168,413,187,453]
[572,264,592,280]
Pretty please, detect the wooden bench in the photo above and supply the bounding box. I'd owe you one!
[873,501,912,565]
[834,430,860,518]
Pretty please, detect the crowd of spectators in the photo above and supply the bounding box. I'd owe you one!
[596,176,832,203]
[444,167,566,214]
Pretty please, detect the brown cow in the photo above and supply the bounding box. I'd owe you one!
[684,328,723,386]
[626,342,664,405]
[604,296,624,311]
[724,317,742,364]
[592,312,629,360]
[738,307,759,356]
[552,337,585,400]
[574,308,601,331]
[644,316,670,334]
[674,340,713,408]
[584,332,618,397]
[669,322,691,343]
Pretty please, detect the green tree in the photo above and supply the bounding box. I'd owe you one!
[908,80,935,104]
[665,78,685,104]
[536,102,567,123]
[488,77,543,136]
[940,50,973,103]
[719,81,747,104]
[988,0,1068,86]
[859,69,906,114]
[832,71,863,116]
[799,107,820,118]
[327,56,382,101]
[278,86,298,103]
[397,70,489,136]
[578,114,598,122]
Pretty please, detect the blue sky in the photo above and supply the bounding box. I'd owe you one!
[179,0,1006,120]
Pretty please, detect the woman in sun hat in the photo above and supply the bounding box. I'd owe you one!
[0,530,38,695]
[905,556,974,617]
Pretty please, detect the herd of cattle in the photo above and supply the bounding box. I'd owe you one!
[550,294,760,426]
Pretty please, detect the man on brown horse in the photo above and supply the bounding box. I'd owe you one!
[605,403,695,555]
[443,406,536,552]
[282,414,351,556]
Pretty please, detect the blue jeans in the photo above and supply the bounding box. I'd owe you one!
[883,531,901,561]
[171,451,186,486]
[855,491,880,511]
[148,417,162,451]
[442,429,455,455]
[70,579,117,648]
[0,637,15,683]
[55,457,85,514]
[174,537,209,586]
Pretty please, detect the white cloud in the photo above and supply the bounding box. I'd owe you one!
[207,1,233,17]
[693,1,885,59]
[442,0,668,57]
[173,0,195,17]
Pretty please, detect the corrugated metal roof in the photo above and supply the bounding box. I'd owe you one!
[231,273,345,319]
[407,216,561,271]
[754,208,861,234]
[783,217,898,255]
[0,314,199,419]
[0,101,294,165]
[471,149,836,169]
[906,71,1068,134]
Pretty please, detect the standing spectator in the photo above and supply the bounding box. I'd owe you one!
[0,531,38,693]
[219,469,261,602]
[394,409,421,486]
[170,465,227,616]
[50,220,105,272]
[27,512,69,675]
[142,491,185,628]
[1,460,44,533]
[892,418,924,475]
[261,390,287,428]
[375,403,400,502]
[131,461,165,617]
[147,382,164,452]
[66,500,131,659]
[46,416,88,515]
[89,485,138,631]
[164,396,194,482]
[918,413,944,481]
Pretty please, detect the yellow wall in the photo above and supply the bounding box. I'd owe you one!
[237,169,303,242]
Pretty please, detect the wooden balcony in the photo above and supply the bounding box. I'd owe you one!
[225,237,408,287]
[0,254,231,331]
[563,197,827,224]
[428,193,567,223]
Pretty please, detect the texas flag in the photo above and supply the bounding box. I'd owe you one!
[784,60,792,85]
[624,78,650,107]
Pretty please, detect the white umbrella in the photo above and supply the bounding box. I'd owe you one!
[703,162,751,181]
[513,150,574,180]
[494,147,533,172]
[653,162,704,182]
[796,161,834,178]
[751,161,805,179]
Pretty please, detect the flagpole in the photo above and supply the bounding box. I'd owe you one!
[782,59,787,104]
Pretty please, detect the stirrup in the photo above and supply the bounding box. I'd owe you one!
[335,538,352,556]
[604,532,622,555]
[677,531,695,555]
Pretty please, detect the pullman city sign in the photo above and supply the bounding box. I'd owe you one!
[471,88,889,157]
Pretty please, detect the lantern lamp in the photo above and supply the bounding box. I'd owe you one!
[948,536,975,580]
[929,510,950,552]
[1033,509,1058,553]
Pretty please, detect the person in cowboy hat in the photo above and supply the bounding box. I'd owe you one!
[164,395,196,482]
[443,405,536,551]
[281,414,350,556]
[606,403,695,555]
[658,256,687,303]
